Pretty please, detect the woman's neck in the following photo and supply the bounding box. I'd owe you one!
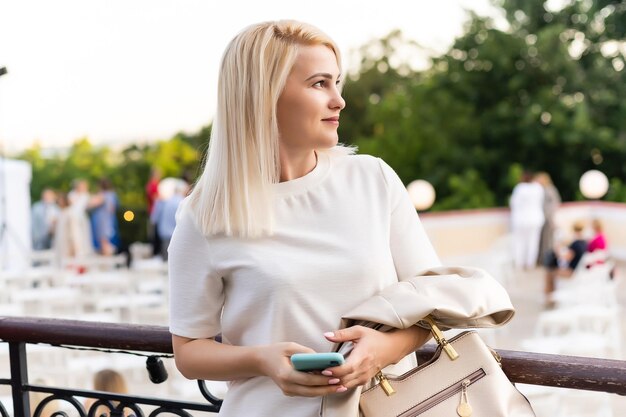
[278,148,317,182]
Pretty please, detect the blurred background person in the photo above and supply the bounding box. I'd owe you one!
[510,170,545,270]
[68,179,91,215]
[151,180,188,261]
[588,218,607,253]
[84,369,133,417]
[90,178,121,256]
[534,172,561,265]
[587,218,615,278]
[31,188,60,250]
[145,167,162,257]
[54,192,95,266]
[67,179,95,256]
[543,220,588,306]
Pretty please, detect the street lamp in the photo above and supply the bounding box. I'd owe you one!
[407,179,436,211]
[579,170,609,199]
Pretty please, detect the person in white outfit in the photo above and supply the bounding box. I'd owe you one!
[510,171,545,270]
[66,179,95,258]
[167,21,442,417]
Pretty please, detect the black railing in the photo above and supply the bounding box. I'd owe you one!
[0,317,221,417]
[1,316,626,417]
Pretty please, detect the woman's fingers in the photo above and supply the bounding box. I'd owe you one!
[278,369,347,397]
[323,325,365,343]
[327,362,373,389]
[280,382,347,397]
[322,327,387,389]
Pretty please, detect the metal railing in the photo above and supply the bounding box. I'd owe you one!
[1,316,626,417]
[0,317,221,417]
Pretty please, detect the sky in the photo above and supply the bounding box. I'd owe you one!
[0,0,505,155]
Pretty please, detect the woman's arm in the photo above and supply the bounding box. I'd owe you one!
[172,335,263,380]
[172,335,350,397]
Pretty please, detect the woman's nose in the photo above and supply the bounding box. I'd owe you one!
[330,89,346,110]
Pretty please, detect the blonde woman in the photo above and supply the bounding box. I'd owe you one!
[169,21,442,416]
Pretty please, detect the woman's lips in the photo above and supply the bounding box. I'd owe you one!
[322,117,339,125]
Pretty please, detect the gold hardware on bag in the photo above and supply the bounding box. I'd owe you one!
[456,379,473,417]
[489,347,502,366]
[375,371,395,396]
[424,316,459,360]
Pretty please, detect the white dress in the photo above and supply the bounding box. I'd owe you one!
[66,190,94,257]
[168,151,441,417]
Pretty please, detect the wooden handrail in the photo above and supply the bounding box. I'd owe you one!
[1,316,626,395]
[417,345,626,395]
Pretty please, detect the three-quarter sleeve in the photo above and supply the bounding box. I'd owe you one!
[377,158,442,280]
[168,202,224,339]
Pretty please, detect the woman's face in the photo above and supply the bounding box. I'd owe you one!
[276,45,345,152]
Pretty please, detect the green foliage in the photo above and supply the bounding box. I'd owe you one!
[340,0,626,209]
[434,169,496,211]
[17,128,208,245]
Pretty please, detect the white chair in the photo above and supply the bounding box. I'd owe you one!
[533,300,622,356]
[551,259,617,308]
[11,287,82,318]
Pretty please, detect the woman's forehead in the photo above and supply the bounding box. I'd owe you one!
[291,45,340,77]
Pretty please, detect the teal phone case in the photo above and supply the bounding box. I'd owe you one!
[290,352,345,371]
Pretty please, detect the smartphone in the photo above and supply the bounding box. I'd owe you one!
[290,352,345,371]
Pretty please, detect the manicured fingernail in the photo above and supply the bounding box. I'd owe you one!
[321,370,333,376]
[336,386,348,393]
[328,378,340,385]
[324,332,334,338]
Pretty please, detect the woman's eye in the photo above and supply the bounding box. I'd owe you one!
[313,80,324,87]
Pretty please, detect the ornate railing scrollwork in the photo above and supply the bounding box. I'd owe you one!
[0,317,225,416]
[198,380,224,408]
[12,382,221,417]
[0,401,9,417]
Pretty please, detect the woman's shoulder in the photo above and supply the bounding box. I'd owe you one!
[327,153,405,195]
[328,151,382,172]
[170,197,216,247]
[174,197,197,227]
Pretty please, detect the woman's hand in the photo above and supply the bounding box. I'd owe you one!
[323,325,430,390]
[255,342,348,397]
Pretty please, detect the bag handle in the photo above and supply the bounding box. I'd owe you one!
[422,316,459,361]
[374,315,459,397]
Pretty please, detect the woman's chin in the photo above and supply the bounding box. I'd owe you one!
[317,137,339,149]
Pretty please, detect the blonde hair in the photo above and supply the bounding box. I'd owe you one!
[534,171,554,187]
[572,220,585,233]
[93,369,128,394]
[86,369,130,417]
[189,20,354,238]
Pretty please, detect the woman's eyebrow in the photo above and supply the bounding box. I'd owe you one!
[304,72,341,81]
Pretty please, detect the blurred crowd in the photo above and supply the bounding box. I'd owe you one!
[509,170,613,306]
[30,168,189,266]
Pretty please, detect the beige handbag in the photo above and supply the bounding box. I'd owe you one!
[359,317,536,417]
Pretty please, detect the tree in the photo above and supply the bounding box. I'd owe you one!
[341,0,626,208]
[17,130,205,245]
